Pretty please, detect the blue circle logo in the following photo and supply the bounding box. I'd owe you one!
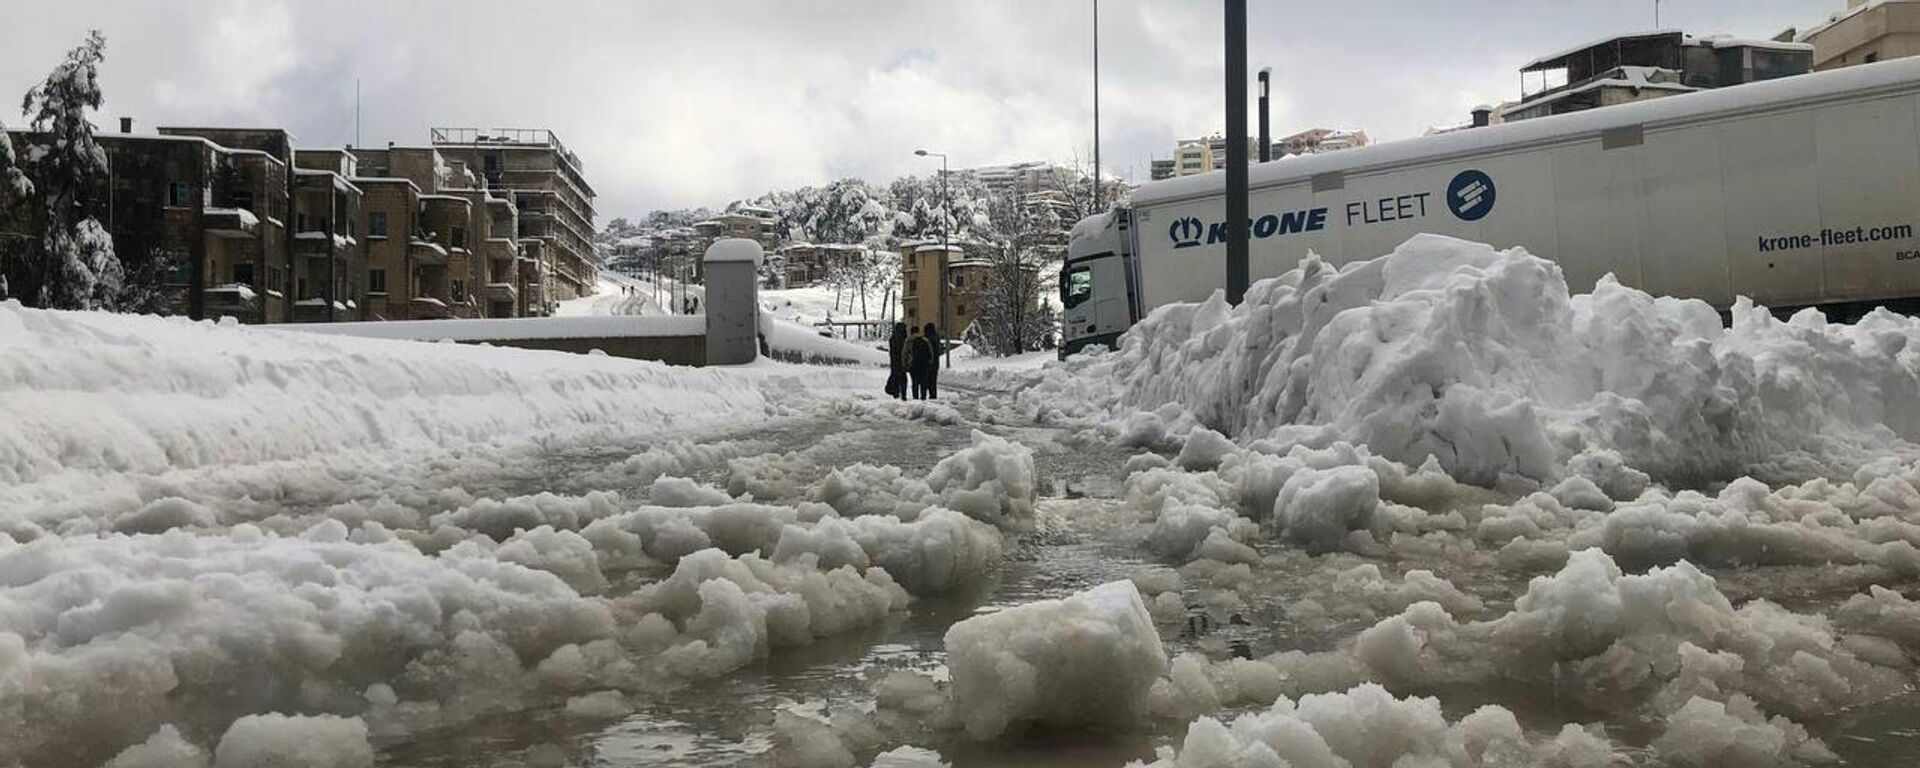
[1447,170,1496,222]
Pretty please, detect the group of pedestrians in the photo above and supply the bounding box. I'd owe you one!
[886,322,943,400]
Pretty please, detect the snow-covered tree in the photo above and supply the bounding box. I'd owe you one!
[7,31,126,310]
[968,190,1057,355]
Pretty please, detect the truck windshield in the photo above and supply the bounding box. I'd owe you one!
[1062,265,1093,309]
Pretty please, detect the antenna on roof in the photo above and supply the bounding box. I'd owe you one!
[1654,0,1661,28]
[355,78,361,148]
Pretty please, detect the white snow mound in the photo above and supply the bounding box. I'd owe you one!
[944,580,1167,739]
[1029,234,1920,486]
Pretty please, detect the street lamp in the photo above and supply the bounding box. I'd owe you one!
[914,148,952,369]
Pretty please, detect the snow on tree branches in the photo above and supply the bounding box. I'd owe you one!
[3,30,129,311]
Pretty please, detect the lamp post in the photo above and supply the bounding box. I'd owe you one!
[914,149,953,369]
[1258,67,1272,163]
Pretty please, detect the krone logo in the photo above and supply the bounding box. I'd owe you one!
[1169,216,1205,249]
[1447,169,1496,222]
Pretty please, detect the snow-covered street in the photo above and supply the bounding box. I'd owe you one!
[8,236,1920,768]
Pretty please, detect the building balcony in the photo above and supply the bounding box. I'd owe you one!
[410,296,452,319]
[481,282,517,302]
[203,207,260,239]
[294,231,357,256]
[291,298,346,323]
[203,283,260,314]
[409,239,449,266]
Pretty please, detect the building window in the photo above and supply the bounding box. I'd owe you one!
[167,182,192,208]
[368,211,387,237]
[297,277,309,300]
[451,226,467,249]
[233,263,256,287]
[295,212,309,232]
[369,269,387,294]
[451,279,466,301]
[267,266,284,294]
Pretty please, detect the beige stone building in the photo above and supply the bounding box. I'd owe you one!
[1797,0,1920,70]
[430,128,597,308]
[899,241,992,339]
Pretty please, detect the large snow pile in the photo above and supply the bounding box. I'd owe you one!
[1025,234,1920,486]
[944,580,1166,739]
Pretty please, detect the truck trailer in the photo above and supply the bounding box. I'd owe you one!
[1062,56,1920,357]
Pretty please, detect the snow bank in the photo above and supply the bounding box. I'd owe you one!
[0,301,846,526]
[944,581,1166,739]
[1027,234,1920,486]
[1128,684,1616,768]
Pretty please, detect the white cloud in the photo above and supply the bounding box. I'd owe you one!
[0,0,1830,219]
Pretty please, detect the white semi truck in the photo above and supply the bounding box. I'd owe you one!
[1061,56,1920,356]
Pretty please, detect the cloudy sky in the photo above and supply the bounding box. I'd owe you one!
[3,0,1833,220]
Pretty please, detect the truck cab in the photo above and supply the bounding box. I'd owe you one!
[1060,209,1138,358]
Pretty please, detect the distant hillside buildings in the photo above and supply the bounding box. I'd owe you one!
[2,123,597,323]
[1151,129,1370,180]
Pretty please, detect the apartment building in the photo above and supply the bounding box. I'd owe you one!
[6,125,299,322]
[1795,0,1920,70]
[349,146,527,319]
[430,128,597,309]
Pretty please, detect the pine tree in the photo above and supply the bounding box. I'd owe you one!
[9,30,124,310]
[0,118,34,301]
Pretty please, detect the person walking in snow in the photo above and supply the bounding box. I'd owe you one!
[886,322,909,400]
[905,325,934,400]
[921,323,943,399]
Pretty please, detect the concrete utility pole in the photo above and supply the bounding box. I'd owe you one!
[1225,0,1250,304]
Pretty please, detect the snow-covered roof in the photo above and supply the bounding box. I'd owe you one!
[1134,55,1920,209]
[1700,35,1811,52]
[418,194,473,206]
[1521,29,1683,72]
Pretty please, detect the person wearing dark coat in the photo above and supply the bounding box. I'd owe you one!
[904,326,933,400]
[921,323,943,399]
[885,322,909,400]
